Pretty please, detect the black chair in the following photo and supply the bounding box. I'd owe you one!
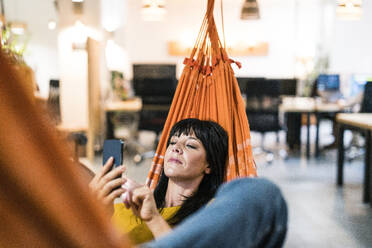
[132,64,177,162]
[278,79,301,150]
[47,79,61,124]
[360,81,372,113]
[345,81,372,161]
[245,79,284,162]
[237,77,265,95]
[312,76,343,151]
[134,77,176,134]
[279,78,297,96]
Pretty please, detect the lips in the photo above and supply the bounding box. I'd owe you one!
[168,158,182,164]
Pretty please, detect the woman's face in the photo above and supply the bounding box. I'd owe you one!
[164,131,210,182]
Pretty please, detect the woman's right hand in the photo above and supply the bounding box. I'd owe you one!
[89,157,126,215]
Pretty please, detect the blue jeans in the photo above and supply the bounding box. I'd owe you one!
[143,178,288,248]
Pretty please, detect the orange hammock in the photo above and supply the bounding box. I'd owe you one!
[146,0,257,189]
[0,51,129,247]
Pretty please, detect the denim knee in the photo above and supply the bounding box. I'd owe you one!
[217,177,284,203]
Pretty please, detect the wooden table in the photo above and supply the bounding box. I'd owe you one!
[280,97,315,158]
[57,124,87,158]
[336,113,372,205]
[280,97,344,158]
[104,97,142,139]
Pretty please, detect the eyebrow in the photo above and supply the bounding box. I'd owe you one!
[171,136,201,143]
[187,137,202,144]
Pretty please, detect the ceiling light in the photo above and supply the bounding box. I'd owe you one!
[142,0,166,22]
[48,19,57,30]
[9,21,27,35]
[241,0,260,20]
[336,0,362,20]
[72,1,84,15]
[101,0,124,32]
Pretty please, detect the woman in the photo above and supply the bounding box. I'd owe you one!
[90,118,229,244]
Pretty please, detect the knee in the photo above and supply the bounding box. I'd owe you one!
[218,177,287,209]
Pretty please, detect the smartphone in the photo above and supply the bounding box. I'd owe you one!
[102,139,124,169]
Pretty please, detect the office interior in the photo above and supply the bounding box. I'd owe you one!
[1,0,372,247]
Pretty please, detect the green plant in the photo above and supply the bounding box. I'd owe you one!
[302,55,329,97]
[1,25,29,64]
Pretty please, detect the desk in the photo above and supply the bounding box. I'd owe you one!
[336,113,372,205]
[280,97,344,158]
[280,97,315,158]
[104,97,142,139]
[57,124,87,158]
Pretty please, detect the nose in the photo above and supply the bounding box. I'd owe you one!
[172,145,183,154]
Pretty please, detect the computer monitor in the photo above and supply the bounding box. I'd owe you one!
[316,74,342,102]
[317,74,340,92]
[349,74,371,97]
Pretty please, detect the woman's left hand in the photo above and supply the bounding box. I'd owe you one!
[129,186,160,222]
[128,186,172,238]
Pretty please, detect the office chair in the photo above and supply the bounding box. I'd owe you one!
[277,78,301,151]
[360,81,372,113]
[345,81,372,162]
[279,78,298,96]
[245,79,284,163]
[312,75,343,151]
[132,64,177,163]
[47,79,61,124]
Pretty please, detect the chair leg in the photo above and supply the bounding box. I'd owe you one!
[260,133,274,163]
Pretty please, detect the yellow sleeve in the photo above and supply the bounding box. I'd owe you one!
[112,203,180,245]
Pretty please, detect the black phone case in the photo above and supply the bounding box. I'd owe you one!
[102,139,124,168]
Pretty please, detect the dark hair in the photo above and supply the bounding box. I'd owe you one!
[153,118,228,225]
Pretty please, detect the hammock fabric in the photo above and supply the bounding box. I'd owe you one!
[146,0,257,189]
[0,51,130,247]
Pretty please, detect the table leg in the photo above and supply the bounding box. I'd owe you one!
[286,113,301,150]
[337,124,345,186]
[315,112,320,158]
[306,112,310,159]
[363,130,371,203]
[106,111,114,139]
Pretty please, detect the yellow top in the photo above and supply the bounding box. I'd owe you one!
[112,203,180,245]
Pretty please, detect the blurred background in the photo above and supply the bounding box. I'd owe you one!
[1,0,371,247]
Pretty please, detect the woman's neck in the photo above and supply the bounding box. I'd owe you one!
[164,177,203,207]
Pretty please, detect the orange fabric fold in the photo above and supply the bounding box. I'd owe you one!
[0,51,130,247]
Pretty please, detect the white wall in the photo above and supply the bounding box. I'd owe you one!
[118,0,324,79]
[3,0,372,95]
[116,0,371,80]
[329,0,372,74]
[3,0,58,98]
[57,0,104,128]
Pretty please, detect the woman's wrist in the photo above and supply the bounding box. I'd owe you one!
[145,211,162,227]
[145,212,172,239]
